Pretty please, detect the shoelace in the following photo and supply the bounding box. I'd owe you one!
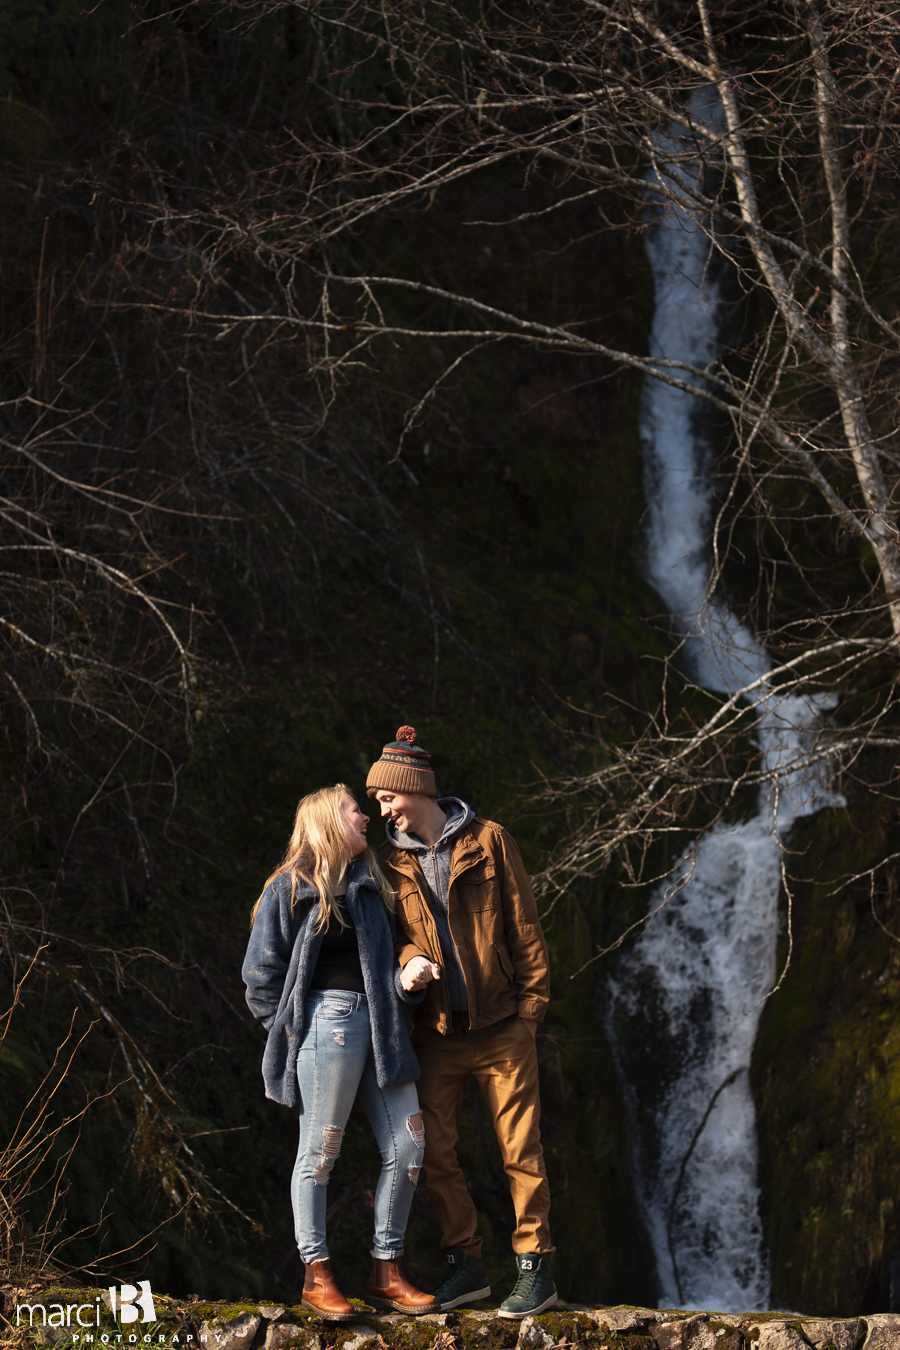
[510,1267,540,1298]
[436,1267,472,1296]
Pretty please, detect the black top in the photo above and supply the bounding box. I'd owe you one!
[308,898,365,994]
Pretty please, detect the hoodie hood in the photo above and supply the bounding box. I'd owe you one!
[385,796,474,852]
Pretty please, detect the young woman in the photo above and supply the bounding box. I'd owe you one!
[242,784,439,1321]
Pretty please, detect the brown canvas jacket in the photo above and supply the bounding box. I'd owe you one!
[377,816,550,1035]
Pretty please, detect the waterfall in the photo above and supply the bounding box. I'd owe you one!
[605,89,844,1313]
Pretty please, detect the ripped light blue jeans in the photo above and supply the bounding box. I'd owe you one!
[291,991,424,1264]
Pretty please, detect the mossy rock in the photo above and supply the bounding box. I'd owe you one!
[199,1304,261,1323]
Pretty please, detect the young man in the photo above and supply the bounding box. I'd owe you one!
[366,726,557,1319]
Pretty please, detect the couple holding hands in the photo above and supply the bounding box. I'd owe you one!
[242,727,556,1322]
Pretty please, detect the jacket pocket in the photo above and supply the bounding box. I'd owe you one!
[494,943,515,983]
[398,886,422,923]
[456,862,497,913]
[317,999,355,1021]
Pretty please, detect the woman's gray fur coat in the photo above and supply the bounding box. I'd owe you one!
[242,857,423,1106]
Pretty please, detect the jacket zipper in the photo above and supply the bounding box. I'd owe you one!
[431,844,476,1028]
[430,845,453,1030]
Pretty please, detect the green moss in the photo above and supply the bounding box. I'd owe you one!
[451,1322,518,1350]
[203,1303,262,1322]
[587,1336,656,1350]
[531,1312,596,1341]
[282,1306,321,1324]
[384,1322,446,1350]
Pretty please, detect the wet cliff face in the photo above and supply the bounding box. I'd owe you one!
[752,800,900,1317]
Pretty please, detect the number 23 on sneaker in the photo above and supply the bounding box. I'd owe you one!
[498,1254,558,1319]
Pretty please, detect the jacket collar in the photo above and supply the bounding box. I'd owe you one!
[284,855,375,902]
[386,825,485,876]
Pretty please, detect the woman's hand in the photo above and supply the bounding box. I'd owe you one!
[401,956,441,991]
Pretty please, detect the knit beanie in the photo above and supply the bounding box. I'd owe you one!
[366,725,437,798]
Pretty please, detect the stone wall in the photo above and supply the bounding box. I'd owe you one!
[9,1294,899,1350]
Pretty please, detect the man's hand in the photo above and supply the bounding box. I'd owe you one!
[522,1018,538,1039]
[401,956,441,991]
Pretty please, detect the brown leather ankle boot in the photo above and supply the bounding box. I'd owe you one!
[301,1259,354,1321]
[366,1257,441,1314]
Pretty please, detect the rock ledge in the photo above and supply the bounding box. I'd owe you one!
[8,1290,897,1350]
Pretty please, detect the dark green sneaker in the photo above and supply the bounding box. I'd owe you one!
[497,1253,558,1319]
[431,1248,491,1311]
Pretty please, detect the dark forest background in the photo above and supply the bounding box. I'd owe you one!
[2,0,900,1322]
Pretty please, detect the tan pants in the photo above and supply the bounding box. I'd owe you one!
[412,1017,554,1258]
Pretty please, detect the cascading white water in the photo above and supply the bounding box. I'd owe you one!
[605,89,844,1313]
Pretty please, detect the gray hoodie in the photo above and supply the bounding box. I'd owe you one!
[385,796,475,1012]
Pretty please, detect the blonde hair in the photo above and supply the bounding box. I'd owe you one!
[250,783,395,929]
